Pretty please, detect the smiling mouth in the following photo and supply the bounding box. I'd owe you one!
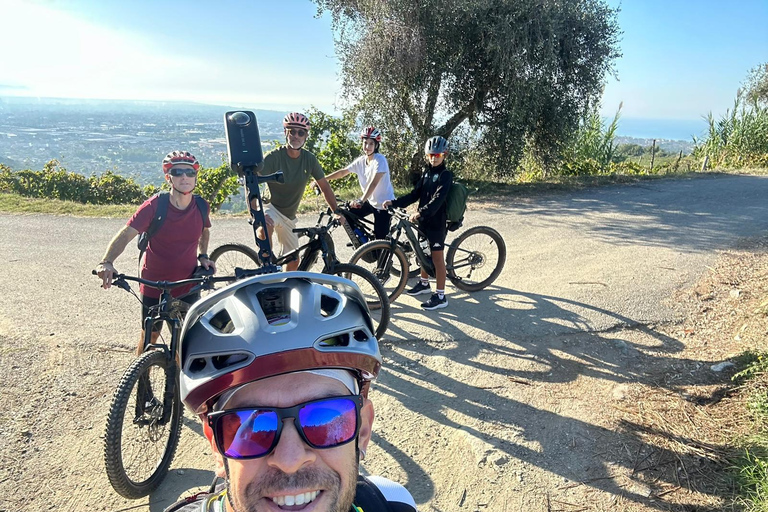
[270,490,320,507]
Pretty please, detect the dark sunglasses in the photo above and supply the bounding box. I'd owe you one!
[287,128,308,137]
[207,395,362,460]
[168,168,198,177]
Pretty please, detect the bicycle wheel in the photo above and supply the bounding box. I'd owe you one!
[349,240,409,303]
[104,350,182,499]
[327,263,390,340]
[297,235,336,273]
[395,240,421,279]
[446,226,506,292]
[209,243,260,293]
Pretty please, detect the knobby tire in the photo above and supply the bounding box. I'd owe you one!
[104,350,182,499]
[446,226,506,292]
[326,263,391,340]
[349,240,409,303]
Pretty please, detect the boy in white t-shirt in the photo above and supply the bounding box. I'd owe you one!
[319,126,395,239]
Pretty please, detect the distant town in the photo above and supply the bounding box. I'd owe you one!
[0,96,695,185]
[0,97,286,185]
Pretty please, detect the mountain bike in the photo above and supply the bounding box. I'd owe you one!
[97,269,236,499]
[331,201,420,278]
[211,207,390,339]
[349,206,507,302]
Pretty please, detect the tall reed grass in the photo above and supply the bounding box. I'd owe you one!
[693,94,768,169]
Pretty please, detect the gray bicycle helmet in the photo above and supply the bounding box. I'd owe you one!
[178,272,382,414]
[424,135,448,154]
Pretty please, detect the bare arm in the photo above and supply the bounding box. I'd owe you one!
[96,225,139,289]
[323,168,351,181]
[198,227,210,255]
[360,172,384,204]
[198,227,216,271]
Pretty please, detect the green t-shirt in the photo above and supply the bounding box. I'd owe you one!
[258,147,325,219]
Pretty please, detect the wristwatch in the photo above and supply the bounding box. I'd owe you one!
[197,253,209,261]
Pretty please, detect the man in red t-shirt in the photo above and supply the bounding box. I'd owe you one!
[96,151,214,354]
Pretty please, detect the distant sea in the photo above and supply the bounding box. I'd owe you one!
[613,117,708,142]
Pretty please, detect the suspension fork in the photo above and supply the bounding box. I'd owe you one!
[161,318,181,424]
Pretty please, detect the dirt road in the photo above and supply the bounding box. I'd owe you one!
[1,173,767,511]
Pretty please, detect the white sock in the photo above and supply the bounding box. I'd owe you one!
[437,289,445,299]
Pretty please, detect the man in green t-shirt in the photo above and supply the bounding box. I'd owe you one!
[251,112,341,270]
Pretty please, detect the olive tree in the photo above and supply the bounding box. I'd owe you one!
[744,62,768,107]
[313,0,621,181]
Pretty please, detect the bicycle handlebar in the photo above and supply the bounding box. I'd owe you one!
[92,270,236,292]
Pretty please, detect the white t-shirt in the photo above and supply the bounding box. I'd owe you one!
[346,153,395,210]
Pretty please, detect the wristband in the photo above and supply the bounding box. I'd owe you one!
[99,260,113,266]
[197,253,209,261]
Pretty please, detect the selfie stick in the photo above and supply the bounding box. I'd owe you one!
[224,110,283,272]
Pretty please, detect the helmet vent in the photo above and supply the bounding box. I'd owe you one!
[209,309,235,334]
[320,294,340,317]
[319,333,349,347]
[189,358,207,373]
[353,330,370,342]
[212,353,249,370]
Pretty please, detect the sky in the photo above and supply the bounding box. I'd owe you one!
[1,0,766,125]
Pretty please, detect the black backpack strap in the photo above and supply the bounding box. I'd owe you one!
[137,192,170,252]
[146,191,171,240]
[193,194,209,230]
[354,475,417,512]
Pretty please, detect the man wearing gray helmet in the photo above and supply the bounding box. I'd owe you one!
[165,272,417,512]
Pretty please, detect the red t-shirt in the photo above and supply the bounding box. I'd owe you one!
[127,196,212,298]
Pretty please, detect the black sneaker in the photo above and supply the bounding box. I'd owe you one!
[421,293,448,310]
[406,281,432,296]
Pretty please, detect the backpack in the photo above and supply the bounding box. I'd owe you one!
[137,192,209,254]
[445,179,469,231]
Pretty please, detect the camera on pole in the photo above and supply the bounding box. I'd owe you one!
[223,111,283,270]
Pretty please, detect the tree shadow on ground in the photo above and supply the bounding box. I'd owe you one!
[375,283,734,509]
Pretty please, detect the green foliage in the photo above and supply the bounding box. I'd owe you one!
[730,351,768,511]
[559,103,622,174]
[302,107,363,197]
[314,0,621,179]
[693,93,768,169]
[744,62,768,108]
[0,159,240,211]
[304,107,361,177]
[0,160,145,204]
[195,160,241,212]
[88,170,145,205]
[733,445,768,512]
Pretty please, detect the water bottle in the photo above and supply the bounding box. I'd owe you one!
[354,228,369,244]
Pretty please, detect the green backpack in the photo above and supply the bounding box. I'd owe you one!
[445,179,469,230]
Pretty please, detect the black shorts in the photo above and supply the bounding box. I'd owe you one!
[419,224,447,252]
[141,293,200,332]
[347,201,391,240]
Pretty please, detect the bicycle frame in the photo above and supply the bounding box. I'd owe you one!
[99,272,235,423]
[385,208,438,277]
[269,208,340,272]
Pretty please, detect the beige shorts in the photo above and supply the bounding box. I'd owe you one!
[264,204,299,257]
